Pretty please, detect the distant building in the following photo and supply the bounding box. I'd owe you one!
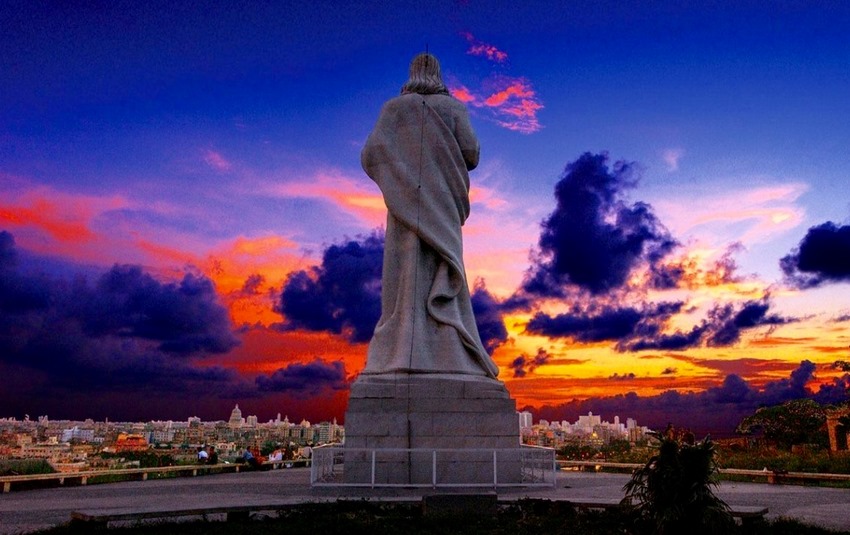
[521,411,648,448]
[518,411,533,430]
[228,405,244,429]
[112,433,149,452]
[61,426,95,443]
[826,406,850,452]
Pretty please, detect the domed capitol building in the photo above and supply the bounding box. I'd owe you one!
[228,404,243,429]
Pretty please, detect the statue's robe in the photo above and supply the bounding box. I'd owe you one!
[360,92,499,379]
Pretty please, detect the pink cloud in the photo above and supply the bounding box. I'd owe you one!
[203,149,232,172]
[662,148,684,172]
[452,85,476,104]
[267,169,386,228]
[483,80,535,107]
[461,31,508,63]
[451,76,543,134]
[0,184,136,265]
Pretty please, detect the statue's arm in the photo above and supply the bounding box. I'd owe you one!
[455,107,480,171]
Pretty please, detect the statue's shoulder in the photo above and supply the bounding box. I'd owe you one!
[383,93,422,109]
[425,94,468,116]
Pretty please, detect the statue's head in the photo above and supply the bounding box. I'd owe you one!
[401,53,449,96]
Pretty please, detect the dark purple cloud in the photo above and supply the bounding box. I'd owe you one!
[706,300,789,347]
[523,152,678,296]
[470,280,509,353]
[256,359,348,395]
[609,372,636,381]
[647,263,686,290]
[240,273,265,295]
[276,233,383,343]
[277,233,508,351]
[525,298,791,352]
[510,348,551,378]
[0,231,52,312]
[781,222,850,288]
[0,230,240,398]
[529,361,842,436]
[760,359,815,405]
[622,298,793,352]
[525,301,682,344]
[85,265,239,354]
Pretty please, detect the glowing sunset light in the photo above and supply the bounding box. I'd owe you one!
[1,3,848,434]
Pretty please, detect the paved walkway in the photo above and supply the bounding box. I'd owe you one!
[1,468,849,533]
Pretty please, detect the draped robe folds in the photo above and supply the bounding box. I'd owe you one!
[360,93,499,379]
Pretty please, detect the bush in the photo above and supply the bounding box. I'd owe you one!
[622,434,735,534]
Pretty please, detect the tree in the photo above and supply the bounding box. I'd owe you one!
[260,440,279,456]
[622,433,733,534]
[736,399,827,449]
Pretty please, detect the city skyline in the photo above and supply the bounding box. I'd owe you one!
[2,2,849,434]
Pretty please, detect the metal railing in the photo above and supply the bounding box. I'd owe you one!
[0,458,311,493]
[558,460,850,485]
[311,445,555,488]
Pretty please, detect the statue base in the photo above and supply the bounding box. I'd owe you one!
[343,373,521,485]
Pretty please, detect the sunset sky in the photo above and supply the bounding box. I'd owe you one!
[2,1,849,434]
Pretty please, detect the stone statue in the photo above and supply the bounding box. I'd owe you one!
[360,53,499,379]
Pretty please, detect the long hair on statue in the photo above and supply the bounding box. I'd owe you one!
[401,52,449,96]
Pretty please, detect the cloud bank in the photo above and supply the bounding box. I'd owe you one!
[276,233,384,343]
[530,360,849,436]
[276,233,508,351]
[781,222,850,288]
[256,359,348,396]
[523,152,678,296]
[0,230,240,396]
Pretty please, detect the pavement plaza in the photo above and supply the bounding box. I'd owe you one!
[1,468,848,533]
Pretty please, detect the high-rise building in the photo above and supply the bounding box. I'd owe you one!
[518,411,533,430]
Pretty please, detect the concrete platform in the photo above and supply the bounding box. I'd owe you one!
[0,468,849,533]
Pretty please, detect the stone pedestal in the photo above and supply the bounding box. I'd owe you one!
[343,373,521,485]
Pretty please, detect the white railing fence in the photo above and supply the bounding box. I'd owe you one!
[311,445,555,488]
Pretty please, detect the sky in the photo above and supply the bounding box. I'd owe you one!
[2,1,849,435]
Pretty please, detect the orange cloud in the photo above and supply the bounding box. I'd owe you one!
[202,235,308,326]
[211,326,368,375]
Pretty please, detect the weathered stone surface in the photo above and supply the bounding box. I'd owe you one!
[344,374,522,484]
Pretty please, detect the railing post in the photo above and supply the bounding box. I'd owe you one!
[370,450,376,488]
[432,450,437,488]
